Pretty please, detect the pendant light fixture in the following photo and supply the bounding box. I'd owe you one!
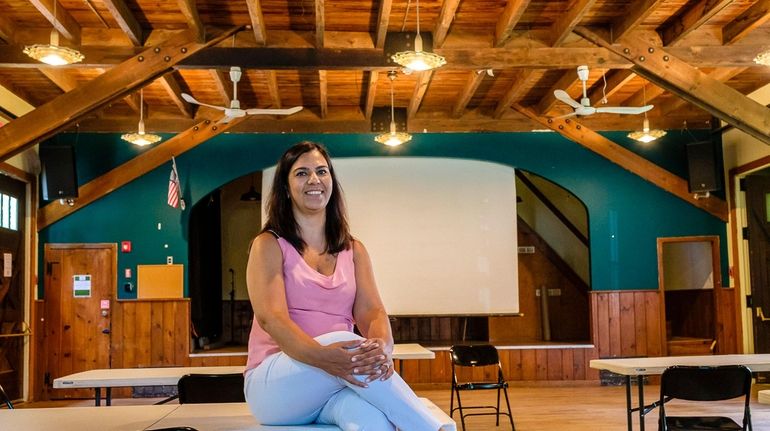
[391,0,446,72]
[755,49,770,66]
[240,173,261,202]
[23,0,84,66]
[627,83,666,143]
[375,71,412,147]
[121,89,162,146]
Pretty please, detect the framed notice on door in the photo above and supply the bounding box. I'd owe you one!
[73,274,91,298]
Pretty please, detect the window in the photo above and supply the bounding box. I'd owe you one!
[0,193,18,231]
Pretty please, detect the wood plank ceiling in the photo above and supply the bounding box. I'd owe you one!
[0,0,769,142]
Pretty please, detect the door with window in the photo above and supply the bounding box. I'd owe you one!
[44,244,115,399]
[0,174,26,402]
[745,174,770,354]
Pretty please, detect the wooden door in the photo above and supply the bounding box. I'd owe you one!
[746,175,770,354]
[44,244,116,399]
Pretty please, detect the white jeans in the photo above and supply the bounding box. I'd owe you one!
[244,331,442,431]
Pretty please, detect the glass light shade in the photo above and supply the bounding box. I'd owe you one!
[627,118,666,143]
[391,34,446,71]
[755,49,770,66]
[23,44,84,66]
[375,122,412,147]
[121,131,162,146]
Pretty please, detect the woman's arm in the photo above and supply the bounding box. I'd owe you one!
[247,233,368,387]
[351,239,396,381]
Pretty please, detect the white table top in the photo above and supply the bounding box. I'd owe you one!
[392,343,435,360]
[0,404,178,431]
[53,365,245,389]
[590,353,770,376]
[53,344,433,389]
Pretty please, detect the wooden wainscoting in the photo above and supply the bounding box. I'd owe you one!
[591,290,664,360]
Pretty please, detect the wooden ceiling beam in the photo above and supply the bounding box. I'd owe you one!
[513,104,728,221]
[452,71,486,118]
[38,115,246,229]
[101,0,143,46]
[315,0,325,48]
[537,70,582,116]
[576,27,770,145]
[408,71,433,119]
[374,0,393,49]
[722,0,770,45]
[659,0,732,46]
[0,13,16,43]
[319,70,328,118]
[364,70,378,120]
[210,69,233,106]
[0,27,239,161]
[612,0,666,39]
[587,69,636,105]
[0,79,37,108]
[620,81,665,108]
[663,67,747,114]
[265,70,281,108]
[494,70,535,118]
[158,72,195,118]
[177,0,205,42]
[0,45,762,69]
[28,0,81,43]
[433,0,462,48]
[495,0,531,47]
[549,0,599,46]
[39,68,78,92]
[122,90,144,114]
[245,0,267,45]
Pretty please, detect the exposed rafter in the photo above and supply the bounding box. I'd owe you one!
[659,0,732,46]
[315,0,325,48]
[177,0,205,42]
[364,71,378,120]
[550,0,598,46]
[210,69,233,106]
[452,71,486,118]
[663,67,748,114]
[319,70,328,119]
[408,71,433,119]
[28,0,81,43]
[513,104,728,221]
[722,0,770,45]
[265,71,282,108]
[158,72,195,118]
[373,0,392,49]
[537,69,584,116]
[612,0,666,40]
[101,0,143,46]
[433,0,462,48]
[575,26,770,145]
[495,0,531,47]
[38,115,247,230]
[587,70,636,105]
[0,27,240,161]
[245,0,268,45]
[39,68,78,92]
[0,12,16,43]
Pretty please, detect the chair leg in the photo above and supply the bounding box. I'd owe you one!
[456,389,466,431]
[450,384,455,417]
[502,386,514,430]
[496,386,501,426]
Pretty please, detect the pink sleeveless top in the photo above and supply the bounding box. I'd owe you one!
[245,236,356,371]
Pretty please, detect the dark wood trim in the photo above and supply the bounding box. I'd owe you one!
[516,171,588,246]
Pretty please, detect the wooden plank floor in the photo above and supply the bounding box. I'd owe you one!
[20,384,770,430]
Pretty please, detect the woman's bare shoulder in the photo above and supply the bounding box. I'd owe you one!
[250,232,283,261]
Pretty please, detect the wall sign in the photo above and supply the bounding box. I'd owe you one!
[73,275,92,298]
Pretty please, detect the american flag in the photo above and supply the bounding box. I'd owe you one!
[168,157,184,210]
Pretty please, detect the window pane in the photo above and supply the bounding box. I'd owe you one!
[1,194,8,229]
[10,196,17,231]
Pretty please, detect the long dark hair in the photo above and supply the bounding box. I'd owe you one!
[261,141,352,254]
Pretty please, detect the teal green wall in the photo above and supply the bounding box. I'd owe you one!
[39,130,726,299]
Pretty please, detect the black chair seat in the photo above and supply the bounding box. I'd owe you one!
[177,373,245,404]
[455,382,507,390]
[665,416,743,431]
[450,344,515,430]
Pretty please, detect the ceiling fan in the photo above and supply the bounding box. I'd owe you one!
[181,66,303,123]
[553,65,653,119]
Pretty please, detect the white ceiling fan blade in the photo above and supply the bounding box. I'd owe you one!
[181,93,226,111]
[245,106,303,116]
[553,90,582,110]
[595,105,654,115]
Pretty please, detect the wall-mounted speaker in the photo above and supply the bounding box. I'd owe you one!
[40,145,78,201]
[686,140,721,193]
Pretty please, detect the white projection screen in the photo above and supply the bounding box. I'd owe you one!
[263,157,519,315]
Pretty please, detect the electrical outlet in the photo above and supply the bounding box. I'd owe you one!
[166,256,173,265]
[517,246,535,254]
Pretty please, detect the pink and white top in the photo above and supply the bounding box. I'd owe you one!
[246,236,356,371]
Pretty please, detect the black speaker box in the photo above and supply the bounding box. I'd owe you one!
[40,145,78,201]
[686,140,721,193]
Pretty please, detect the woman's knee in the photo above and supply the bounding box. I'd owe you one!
[314,331,363,346]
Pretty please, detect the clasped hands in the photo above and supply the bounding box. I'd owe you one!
[322,338,395,388]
